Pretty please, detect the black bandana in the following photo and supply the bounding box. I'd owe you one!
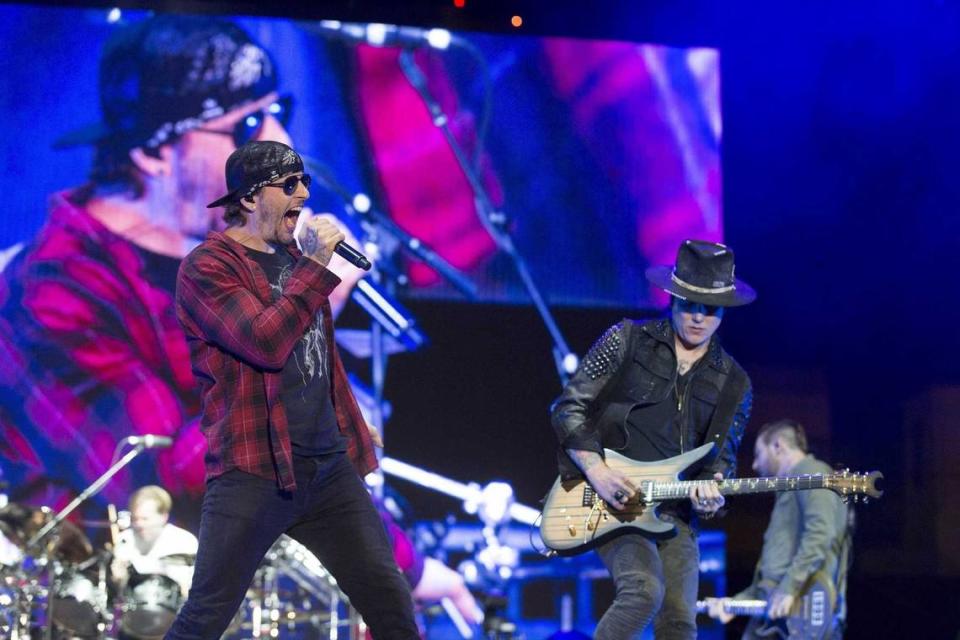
[207,141,304,208]
[55,15,277,151]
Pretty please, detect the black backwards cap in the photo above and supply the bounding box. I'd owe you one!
[207,141,304,208]
[54,14,277,152]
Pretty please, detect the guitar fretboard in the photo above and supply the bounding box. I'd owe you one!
[651,474,828,500]
[696,599,767,617]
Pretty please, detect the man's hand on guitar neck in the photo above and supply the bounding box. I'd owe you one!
[767,590,795,619]
[566,449,637,511]
[690,472,725,518]
[702,597,735,624]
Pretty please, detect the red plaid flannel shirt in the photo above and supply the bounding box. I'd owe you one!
[176,232,377,490]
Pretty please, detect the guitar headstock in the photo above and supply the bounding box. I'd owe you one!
[824,469,884,502]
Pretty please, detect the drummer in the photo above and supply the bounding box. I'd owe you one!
[112,486,197,596]
[0,478,20,566]
[0,526,20,566]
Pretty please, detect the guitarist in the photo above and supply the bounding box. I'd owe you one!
[705,420,850,639]
[551,239,755,639]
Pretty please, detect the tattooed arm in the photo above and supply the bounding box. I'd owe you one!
[297,214,342,267]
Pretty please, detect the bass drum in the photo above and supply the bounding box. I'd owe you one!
[51,569,104,637]
[120,573,183,639]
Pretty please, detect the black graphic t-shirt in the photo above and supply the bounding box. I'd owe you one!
[246,247,346,456]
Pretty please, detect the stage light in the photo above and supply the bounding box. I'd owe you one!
[426,29,452,50]
[562,353,579,375]
[366,23,388,46]
[511,15,523,28]
[106,7,121,23]
[352,192,372,213]
[478,481,514,526]
[453,0,466,8]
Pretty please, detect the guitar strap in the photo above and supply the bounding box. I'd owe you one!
[699,360,749,468]
[831,506,855,624]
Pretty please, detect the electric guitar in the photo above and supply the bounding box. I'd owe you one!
[539,442,882,555]
[697,571,837,640]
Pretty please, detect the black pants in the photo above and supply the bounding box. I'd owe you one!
[594,517,700,640]
[164,453,418,639]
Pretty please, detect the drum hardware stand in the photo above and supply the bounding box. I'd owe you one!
[26,441,153,552]
[380,457,541,639]
[231,536,361,639]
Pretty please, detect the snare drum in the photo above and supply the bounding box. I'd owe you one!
[120,573,183,639]
[51,569,104,636]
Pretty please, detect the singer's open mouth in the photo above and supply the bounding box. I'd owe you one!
[284,208,301,232]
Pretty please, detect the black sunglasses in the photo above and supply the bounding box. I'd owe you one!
[264,173,312,196]
[196,94,294,147]
[675,298,723,316]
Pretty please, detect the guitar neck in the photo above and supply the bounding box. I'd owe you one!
[696,599,767,617]
[651,474,830,501]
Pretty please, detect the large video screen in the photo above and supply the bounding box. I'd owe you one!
[0,5,721,510]
[0,5,722,309]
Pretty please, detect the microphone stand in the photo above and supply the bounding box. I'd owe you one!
[27,443,147,550]
[396,48,579,384]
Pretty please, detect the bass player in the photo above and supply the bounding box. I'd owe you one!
[704,419,851,639]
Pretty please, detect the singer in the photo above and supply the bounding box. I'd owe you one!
[169,140,418,638]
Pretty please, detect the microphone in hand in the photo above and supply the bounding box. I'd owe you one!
[334,242,372,271]
[295,210,371,271]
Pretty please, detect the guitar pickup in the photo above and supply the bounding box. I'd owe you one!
[582,486,597,507]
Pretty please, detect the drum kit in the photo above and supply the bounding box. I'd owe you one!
[0,507,361,639]
[225,536,363,639]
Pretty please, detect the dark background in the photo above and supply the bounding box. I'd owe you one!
[349,2,960,637]
[11,0,960,637]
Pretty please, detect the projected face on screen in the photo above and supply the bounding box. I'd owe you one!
[0,5,722,514]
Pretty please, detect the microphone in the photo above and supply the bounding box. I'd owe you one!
[335,242,372,271]
[314,20,453,50]
[294,210,372,271]
[124,435,173,449]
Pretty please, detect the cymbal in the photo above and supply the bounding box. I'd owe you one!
[0,504,92,562]
[46,519,94,563]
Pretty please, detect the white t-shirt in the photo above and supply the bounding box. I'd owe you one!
[0,529,21,566]
[115,523,198,595]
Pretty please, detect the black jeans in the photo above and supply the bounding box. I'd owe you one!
[594,516,700,640]
[164,453,418,639]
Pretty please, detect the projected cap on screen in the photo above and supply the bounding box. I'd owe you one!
[54,15,278,152]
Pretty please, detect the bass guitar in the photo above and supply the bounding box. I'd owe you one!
[697,570,837,639]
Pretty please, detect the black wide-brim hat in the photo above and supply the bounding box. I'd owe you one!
[645,239,756,307]
[207,140,304,208]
